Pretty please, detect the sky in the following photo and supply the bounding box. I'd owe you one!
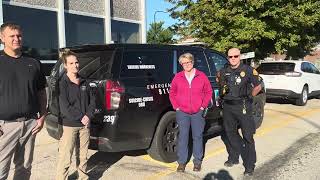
[146,0,177,30]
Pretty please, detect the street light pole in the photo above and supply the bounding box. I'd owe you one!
[153,10,167,24]
[153,10,167,44]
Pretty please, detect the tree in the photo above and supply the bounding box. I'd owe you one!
[147,21,175,44]
[167,0,320,59]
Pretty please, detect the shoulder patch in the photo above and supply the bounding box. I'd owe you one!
[253,69,259,76]
[240,71,246,77]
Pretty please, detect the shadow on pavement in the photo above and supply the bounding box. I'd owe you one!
[266,98,293,105]
[203,169,234,180]
[85,150,146,180]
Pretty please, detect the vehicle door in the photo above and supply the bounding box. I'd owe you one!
[301,62,316,93]
[118,48,174,142]
[204,50,228,118]
[309,63,320,93]
[176,49,219,119]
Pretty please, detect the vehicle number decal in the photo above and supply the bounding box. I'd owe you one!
[103,115,116,124]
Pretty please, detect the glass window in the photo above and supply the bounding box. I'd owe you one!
[65,13,105,46]
[257,63,295,75]
[301,62,313,73]
[111,20,140,43]
[206,51,228,75]
[193,51,210,76]
[120,49,173,82]
[177,50,210,76]
[3,4,59,60]
[309,63,320,74]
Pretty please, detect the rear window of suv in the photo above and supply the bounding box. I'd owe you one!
[257,62,295,75]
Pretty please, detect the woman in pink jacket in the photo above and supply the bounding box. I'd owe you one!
[169,53,212,172]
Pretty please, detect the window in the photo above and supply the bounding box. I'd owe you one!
[206,51,228,75]
[257,63,295,75]
[65,13,105,46]
[3,5,59,60]
[310,64,320,74]
[120,49,173,82]
[77,50,115,78]
[177,50,210,76]
[111,20,140,43]
[301,62,313,73]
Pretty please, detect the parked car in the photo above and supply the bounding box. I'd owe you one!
[257,60,320,106]
[45,44,266,163]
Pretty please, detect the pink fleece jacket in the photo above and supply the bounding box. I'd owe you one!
[169,69,213,114]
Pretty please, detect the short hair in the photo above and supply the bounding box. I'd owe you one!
[178,53,194,64]
[0,22,22,33]
[59,49,77,64]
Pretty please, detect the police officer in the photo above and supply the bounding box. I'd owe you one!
[218,48,261,176]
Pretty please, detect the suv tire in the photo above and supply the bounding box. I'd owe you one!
[295,86,308,106]
[253,93,265,129]
[147,111,179,163]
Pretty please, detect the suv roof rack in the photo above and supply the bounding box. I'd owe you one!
[172,42,208,48]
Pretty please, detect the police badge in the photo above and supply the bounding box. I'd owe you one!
[240,71,246,77]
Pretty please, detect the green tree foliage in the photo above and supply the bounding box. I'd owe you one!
[167,0,320,58]
[147,21,175,44]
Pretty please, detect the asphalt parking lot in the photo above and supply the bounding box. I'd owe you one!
[7,99,320,180]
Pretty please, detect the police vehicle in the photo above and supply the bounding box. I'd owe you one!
[45,44,266,163]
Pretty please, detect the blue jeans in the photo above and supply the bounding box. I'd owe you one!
[176,110,205,165]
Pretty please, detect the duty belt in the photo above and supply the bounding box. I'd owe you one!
[223,99,243,105]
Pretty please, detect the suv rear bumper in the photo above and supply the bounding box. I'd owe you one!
[89,136,151,152]
[266,89,300,99]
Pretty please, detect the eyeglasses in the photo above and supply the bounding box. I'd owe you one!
[228,55,240,59]
[181,61,193,66]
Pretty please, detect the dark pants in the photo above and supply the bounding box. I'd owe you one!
[176,110,205,165]
[223,100,256,170]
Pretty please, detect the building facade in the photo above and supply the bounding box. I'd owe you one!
[0,0,146,63]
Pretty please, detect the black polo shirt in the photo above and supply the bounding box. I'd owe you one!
[0,51,47,120]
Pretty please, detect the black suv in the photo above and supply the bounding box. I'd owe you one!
[45,44,266,163]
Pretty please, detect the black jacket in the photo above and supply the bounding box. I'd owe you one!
[59,74,95,127]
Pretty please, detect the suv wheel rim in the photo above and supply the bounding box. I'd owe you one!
[162,119,179,154]
[302,89,307,103]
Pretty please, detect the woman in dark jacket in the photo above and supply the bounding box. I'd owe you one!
[56,50,95,180]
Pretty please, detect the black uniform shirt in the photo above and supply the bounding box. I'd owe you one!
[220,63,260,100]
[59,74,95,127]
[0,51,47,120]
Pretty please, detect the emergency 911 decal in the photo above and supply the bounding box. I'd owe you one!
[147,83,171,95]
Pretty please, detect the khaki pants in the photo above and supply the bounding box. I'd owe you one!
[56,126,90,180]
[0,118,37,180]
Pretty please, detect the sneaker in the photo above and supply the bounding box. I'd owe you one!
[176,164,186,172]
[243,169,254,176]
[224,160,239,167]
[193,163,201,172]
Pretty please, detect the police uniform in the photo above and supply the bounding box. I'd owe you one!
[219,63,261,172]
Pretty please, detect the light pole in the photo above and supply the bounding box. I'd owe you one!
[153,10,168,44]
[153,10,167,24]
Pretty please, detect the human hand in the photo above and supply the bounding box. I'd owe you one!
[32,116,45,135]
[81,115,90,127]
[200,107,204,110]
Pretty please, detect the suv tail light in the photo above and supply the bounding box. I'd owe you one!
[105,80,125,110]
[284,72,302,77]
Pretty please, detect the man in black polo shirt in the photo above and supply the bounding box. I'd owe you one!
[0,23,47,180]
